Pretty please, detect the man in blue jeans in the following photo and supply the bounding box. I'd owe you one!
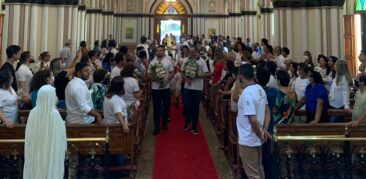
[181,47,210,135]
[148,45,174,135]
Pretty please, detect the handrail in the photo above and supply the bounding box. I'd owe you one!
[274,135,366,142]
[0,137,106,143]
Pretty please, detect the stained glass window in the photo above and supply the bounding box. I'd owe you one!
[156,2,186,15]
[356,0,366,12]
[164,4,178,14]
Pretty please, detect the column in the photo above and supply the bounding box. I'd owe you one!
[1,5,9,61]
[301,9,308,52]
[272,0,346,62]
[330,8,339,56]
[98,12,103,41]
[67,6,73,39]
[57,7,65,52]
[41,7,49,51]
[313,8,322,57]
[12,4,20,45]
[338,8,345,59]
[321,8,328,55]
[72,7,78,57]
[23,4,30,50]
[285,9,293,56]
[29,6,38,57]
[273,8,280,46]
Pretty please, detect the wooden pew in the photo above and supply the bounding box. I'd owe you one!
[295,109,352,117]
[0,123,138,178]
[218,97,230,149]
[273,124,366,178]
[0,123,136,154]
[227,110,240,175]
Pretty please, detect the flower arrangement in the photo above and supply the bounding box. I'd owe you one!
[150,62,167,88]
[183,59,199,79]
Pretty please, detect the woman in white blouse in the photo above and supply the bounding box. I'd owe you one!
[0,70,18,128]
[329,60,353,122]
[103,76,129,132]
[121,63,142,107]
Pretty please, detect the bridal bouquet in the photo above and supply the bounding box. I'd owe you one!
[183,59,199,79]
[150,62,167,88]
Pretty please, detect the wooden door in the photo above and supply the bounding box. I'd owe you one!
[344,15,356,76]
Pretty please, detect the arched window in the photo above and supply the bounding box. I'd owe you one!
[356,0,366,12]
[156,1,186,15]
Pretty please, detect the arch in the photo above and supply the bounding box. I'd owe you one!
[149,0,193,14]
[155,1,186,15]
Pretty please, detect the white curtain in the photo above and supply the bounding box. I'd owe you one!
[24,85,67,179]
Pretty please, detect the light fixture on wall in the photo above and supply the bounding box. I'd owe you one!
[165,0,176,2]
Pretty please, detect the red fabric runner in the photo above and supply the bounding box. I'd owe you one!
[152,103,218,179]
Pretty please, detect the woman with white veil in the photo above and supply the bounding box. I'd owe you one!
[24,85,67,179]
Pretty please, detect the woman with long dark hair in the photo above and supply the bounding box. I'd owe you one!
[297,71,329,124]
[329,60,353,122]
[303,51,315,69]
[30,69,54,107]
[0,70,17,128]
[289,62,298,91]
[103,76,129,132]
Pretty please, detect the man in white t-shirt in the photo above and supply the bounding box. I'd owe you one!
[274,46,286,70]
[148,45,174,135]
[16,51,34,99]
[181,47,210,135]
[236,64,270,179]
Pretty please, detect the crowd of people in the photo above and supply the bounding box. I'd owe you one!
[1,33,366,178]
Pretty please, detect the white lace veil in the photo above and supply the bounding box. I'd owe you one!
[24,85,67,179]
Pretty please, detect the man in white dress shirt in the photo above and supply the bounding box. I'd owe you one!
[65,62,103,124]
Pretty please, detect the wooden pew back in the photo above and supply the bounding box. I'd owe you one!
[0,124,136,155]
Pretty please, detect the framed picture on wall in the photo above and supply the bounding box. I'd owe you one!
[126,27,134,39]
[208,28,216,36]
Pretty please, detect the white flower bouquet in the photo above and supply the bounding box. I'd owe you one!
[151,63,168,88]
[183,60,199,79]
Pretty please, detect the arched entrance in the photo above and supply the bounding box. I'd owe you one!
[153,0,188,45]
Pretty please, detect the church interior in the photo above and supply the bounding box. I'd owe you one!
[1,0,366,178]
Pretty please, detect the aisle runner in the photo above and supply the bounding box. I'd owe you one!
[152,103,218,179]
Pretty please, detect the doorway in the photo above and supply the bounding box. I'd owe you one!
[154,16,187,45]
[153,0,188,44]
[160,19,181,45]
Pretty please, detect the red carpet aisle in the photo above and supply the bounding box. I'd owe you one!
[152,103,218,179]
